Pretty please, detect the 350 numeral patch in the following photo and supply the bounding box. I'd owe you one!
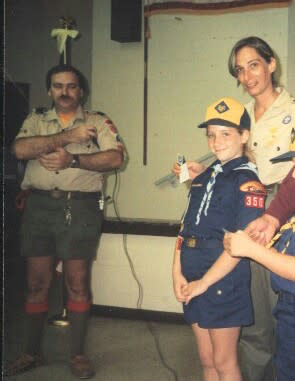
[244,195,265,208]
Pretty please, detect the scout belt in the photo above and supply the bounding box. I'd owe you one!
[182,236,223,249]
[31,189,101,200]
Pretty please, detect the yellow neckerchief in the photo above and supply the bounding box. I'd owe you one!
[58,112,75,127]
[266,216,295,253]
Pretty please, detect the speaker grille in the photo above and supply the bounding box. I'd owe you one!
[111,0,142,43]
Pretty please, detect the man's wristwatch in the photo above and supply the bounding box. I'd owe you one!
[70,154,80,168]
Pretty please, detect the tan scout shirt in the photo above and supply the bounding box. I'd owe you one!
[17,106,124,192]
[246,88,295,186]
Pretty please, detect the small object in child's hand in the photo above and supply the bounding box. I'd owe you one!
[177,154,190,183]
[177,154,185,166]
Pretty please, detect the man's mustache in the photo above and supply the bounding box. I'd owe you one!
[59,95,73,100]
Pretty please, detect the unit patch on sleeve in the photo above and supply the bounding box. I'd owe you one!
[240,181,266,209]
[244,194,265,208]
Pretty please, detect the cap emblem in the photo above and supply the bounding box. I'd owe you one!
[215,101,229,114]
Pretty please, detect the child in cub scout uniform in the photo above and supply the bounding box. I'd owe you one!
[173,36,295,381]
[224,134,295,381]
[172,97,267,381]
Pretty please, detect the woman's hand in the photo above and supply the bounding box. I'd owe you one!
[245,214,279,245]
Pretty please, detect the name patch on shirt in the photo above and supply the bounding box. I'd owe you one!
[240,181,266,209]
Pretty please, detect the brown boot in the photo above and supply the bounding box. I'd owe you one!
[70,355,95,379]
[5,353,45,376]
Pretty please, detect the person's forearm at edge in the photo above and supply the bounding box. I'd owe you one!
[243,241,295,281]
[197,252,241,291]
[78,149,123,171]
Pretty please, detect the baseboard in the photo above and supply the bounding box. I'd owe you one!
[91,304,185,324]
[102,218,180,237]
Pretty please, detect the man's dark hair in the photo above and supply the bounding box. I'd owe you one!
[46,64,88,92]
[228,36,277,87]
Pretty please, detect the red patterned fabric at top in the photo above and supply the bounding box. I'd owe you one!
[144,0,290,15]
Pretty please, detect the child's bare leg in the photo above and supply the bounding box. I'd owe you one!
[192,324,219,381]
[210,327,243,381]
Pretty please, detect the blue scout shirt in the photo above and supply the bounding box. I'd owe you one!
[179,156,266,241]
[271,215,295,295]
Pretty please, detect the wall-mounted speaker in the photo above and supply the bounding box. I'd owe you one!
[111,0,142,43]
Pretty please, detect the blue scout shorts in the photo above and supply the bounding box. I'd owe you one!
[180,245,253,328]
[21,191,103,260]
[273,292,295,381]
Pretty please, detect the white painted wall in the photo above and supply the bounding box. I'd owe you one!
[92,233,182,313]
[7,0,292,313]
[91,2,294,312]
[92,0,289,222]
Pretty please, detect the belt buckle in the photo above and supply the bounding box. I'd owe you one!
[187,238,197,248]
[50,190,64,199]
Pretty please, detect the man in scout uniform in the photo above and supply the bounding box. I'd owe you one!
[5,64,125,379]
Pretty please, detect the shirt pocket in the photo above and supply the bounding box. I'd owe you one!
[205,273,235,305]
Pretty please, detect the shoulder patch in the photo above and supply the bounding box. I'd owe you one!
[105,119,118,134]
[33,107,48,114]
[241,181,266,209]
[240,181,266,195]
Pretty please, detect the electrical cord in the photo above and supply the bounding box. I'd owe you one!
[111,170,179,381]
[112,170,143,308]
[147,322,179,381]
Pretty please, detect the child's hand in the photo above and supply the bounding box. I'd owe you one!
[182,279,209,305]
[172,161,206,180]
[173,272,188,303]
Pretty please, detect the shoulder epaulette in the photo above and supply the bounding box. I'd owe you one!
[90,110,106,116]
[33,107,48,115]
[233,162,258,176]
